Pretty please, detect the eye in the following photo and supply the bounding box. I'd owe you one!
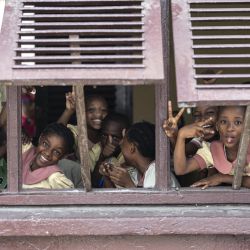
[87,108,95,113]
[219,119,227,125]
[234,120,242,126]
[42,141,49,148]
[53,150,62,157]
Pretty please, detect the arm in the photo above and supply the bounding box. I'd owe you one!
[191,173,250,189]
[57,92,76,125]
[174,130,201,175]
[173,120,213,175]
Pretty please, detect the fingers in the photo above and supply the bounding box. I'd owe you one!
[108,135,113,144]
[191,181,209,189]
[175,107,185,121]
[168,101,173,119]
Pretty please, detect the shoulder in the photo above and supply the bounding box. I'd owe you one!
[143,162,155,188]
[47,172,74,189]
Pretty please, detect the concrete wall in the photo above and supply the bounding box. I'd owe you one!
[0,235,249,250]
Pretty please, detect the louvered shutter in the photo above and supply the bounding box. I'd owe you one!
[0,0,164,85]
[172,0,250,106]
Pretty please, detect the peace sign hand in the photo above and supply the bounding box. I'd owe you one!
[163,101,185,138]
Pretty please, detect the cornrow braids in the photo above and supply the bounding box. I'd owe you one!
[126,121,155,160]
[41,123,75,154]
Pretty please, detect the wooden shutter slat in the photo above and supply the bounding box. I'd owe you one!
[13,64,145,69]
[193,54,250,58]
[193,45,250,48]
[191,17,250,21]
[190,8,250,12]
[192,35,250,40]
[195,74,250,79]
[191,26,250,30]
[194,64,250,68]
[188,0,250,3]
[16,47,144,52]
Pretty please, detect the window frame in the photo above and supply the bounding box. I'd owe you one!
[2,85,250,206]
[1,0,250,206]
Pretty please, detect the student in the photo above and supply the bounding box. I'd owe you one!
[163,101,218,156]
[57,92,108,150]
[22,123,75,189]
[91,113,131,187]
[101,121,180,188]
[174,106,250,189]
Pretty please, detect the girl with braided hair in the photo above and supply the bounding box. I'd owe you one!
[22,123,75,189]
[101,121,179,188]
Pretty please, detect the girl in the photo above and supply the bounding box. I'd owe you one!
[22,123,75,189]
[101,121,179,188]
[58,92,108,150]
[174,106,250,189]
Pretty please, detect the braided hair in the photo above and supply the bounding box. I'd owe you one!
[40,123,75,154]
[126,121,155,160]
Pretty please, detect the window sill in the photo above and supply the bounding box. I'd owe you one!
[0,205,250,236]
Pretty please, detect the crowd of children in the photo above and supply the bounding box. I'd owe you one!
[0,85,248,190]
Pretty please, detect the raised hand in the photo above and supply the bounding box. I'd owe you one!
[65,92,76,112]
[101,135,116,158]
[163,101,185,138]
[179,117,214,140]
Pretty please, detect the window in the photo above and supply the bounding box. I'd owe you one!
[0,0,250,206]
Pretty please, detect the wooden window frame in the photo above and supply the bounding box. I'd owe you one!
[1,0,250,206]
[1,84,250,206]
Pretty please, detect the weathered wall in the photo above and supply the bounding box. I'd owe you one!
[0,235,249,250]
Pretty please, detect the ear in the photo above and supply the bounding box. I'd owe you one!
[130,142,136,154]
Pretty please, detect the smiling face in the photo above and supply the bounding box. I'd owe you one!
[86,97,108,130]
[33,134,66,169]
[217,106,245,150]
[192,105,218,140]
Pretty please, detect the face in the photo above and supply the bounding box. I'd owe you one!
[86,98,108,130]
[193,105,218,140]
[33,134,66,168]
[217,106,245,149]
[101,121,123,149]
[120,136,133,165]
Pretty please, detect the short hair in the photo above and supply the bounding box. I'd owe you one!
[218,106,246,117]
[102,113,130,131]
[85,94,108,108]
[41,123,75,154]
[126,121,155,160]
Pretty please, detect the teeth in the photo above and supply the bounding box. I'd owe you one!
[40,155,48,162]
[203,124,212,128]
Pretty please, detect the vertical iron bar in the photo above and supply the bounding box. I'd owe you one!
[233,105,250,189]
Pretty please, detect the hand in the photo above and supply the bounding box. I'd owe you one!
[191,173,225,189]
[202,70,223,84]
[101,135,117,158]
[108,166,136,188]
[21,129,32,145]
[163,101,185,138]
[65,92,76,112]
[99,162,113,177]
[179,117,214,140]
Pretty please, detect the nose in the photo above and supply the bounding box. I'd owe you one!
[226,122,235,131]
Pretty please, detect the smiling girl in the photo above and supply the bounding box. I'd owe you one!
[22,123,75,189]
[174,106,250,188]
